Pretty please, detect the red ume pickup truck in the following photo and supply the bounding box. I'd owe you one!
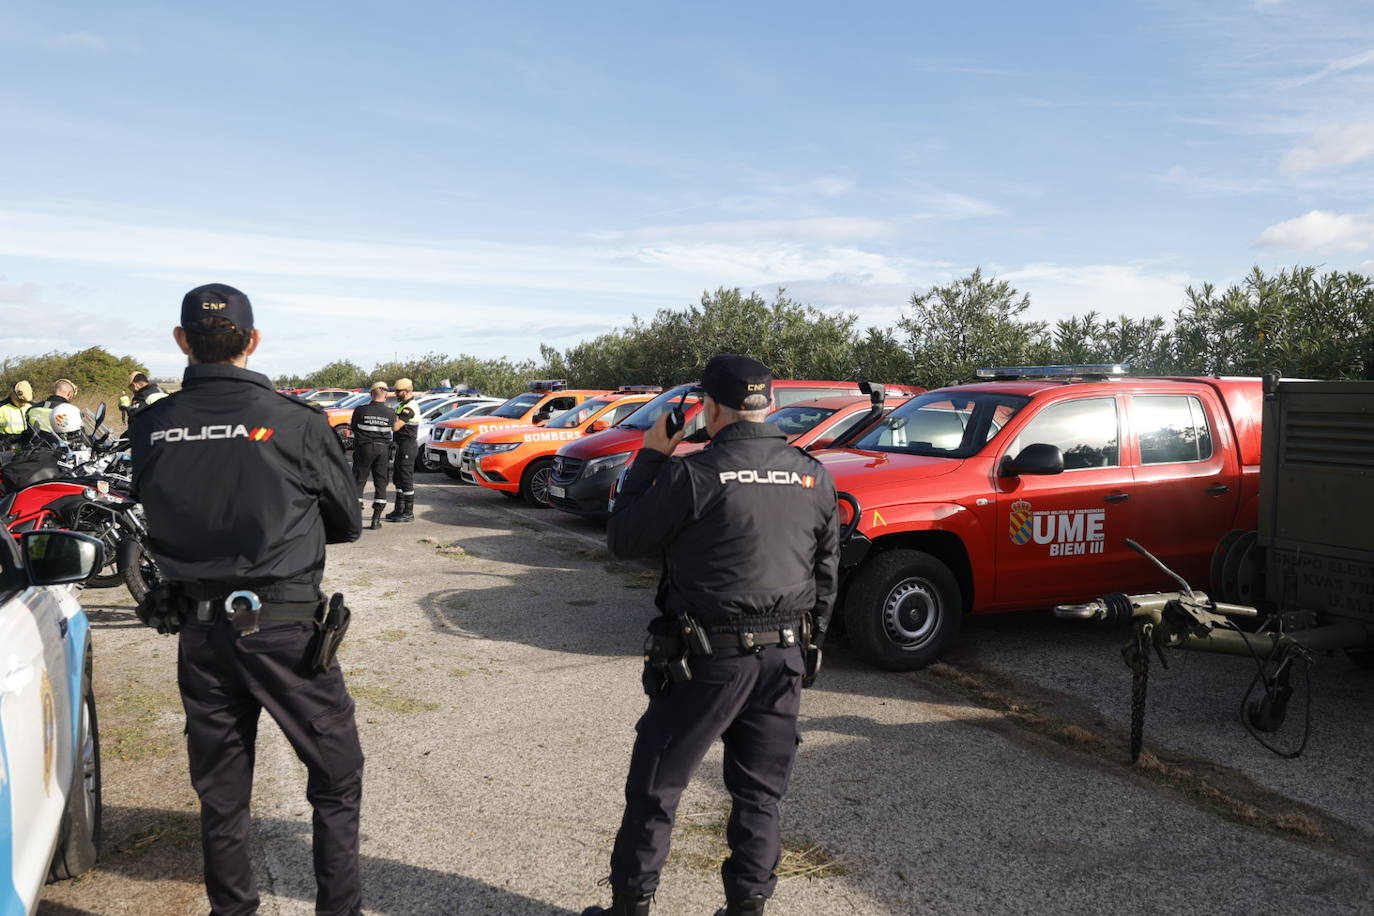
[824,365,1264,670]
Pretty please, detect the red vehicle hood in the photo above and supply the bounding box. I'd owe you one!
[558,426,645,458]
[812,449,963,504]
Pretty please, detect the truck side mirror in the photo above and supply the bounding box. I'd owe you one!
[1001,443,1064,477]
[532,410,551,424]
[589,419,609,433]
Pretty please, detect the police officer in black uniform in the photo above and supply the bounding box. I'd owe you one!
[584,354,839,916]
[385,377,420,522]
[127,371,167,417]
[351,381,394,530]
[129,283,364,916]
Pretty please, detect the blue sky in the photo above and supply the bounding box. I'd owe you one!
[2,0,1373,378]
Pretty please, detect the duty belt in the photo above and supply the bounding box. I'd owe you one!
[733,626,799,651]
[185,594,322,624]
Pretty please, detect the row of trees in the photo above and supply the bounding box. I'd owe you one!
[9,266,1371,404]
[538,265,1372,391]
[0,347,149,411]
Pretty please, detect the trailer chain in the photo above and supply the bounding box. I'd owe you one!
[1122,620,1152,763]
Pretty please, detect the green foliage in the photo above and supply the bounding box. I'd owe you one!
[278,353,540,398]
[1173,267,1373,379]
[62,264,1367,409]
[0,346,147,408]
[1047,312,1173,373]
[896,268,1046,388]
[543,288,862,388]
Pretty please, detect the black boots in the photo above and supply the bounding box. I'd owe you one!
[369,505,384,530]
[714,897,766,916]
[385,495,414,523]
[581,889,654,916]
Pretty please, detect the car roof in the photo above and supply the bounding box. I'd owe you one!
[927,376,1250,398]
[776,394,908,410]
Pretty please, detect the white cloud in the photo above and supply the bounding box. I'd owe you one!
[609,216,894,246]
[50,31,108,51]
[1000,264,1193,323]
[1254,209,1374,252]
[1280,120,1374,174]
[1154,165,1276,196]
[1277,48,1374,91]
[767,177,856,197]
[912,189,1004,220]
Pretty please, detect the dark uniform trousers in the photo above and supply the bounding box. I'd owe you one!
[178,618,364,916]
[353,441,389,505]
[610,642,804,900]
[392,438,417,497]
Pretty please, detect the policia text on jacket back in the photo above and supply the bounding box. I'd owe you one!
[129,283,365,916]
[351,381,394,530]
[583,354,840,916]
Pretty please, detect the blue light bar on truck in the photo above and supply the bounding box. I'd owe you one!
[975,364,1130,380]
[528,379,568,392]
[615,385,663,394]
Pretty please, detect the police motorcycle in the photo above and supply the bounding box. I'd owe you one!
[0,403,161,600]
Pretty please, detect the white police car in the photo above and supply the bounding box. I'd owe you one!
[0,530,102,914]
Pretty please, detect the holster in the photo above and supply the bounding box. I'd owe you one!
[801,612,822,688]
[312,593,351,674]
[642,615,687,697]
[135,581,184,636]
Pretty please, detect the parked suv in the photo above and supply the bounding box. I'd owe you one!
[465,389,658,506]
[547,380,923,519]
[426,381,610,480]
[822,365,1263,670]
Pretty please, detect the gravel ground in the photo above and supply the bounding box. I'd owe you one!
[40,476,1374,915]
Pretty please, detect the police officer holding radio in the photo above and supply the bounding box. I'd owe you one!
[351,381,394,530]
[584,354,839,916]
[385,377,420,522]
[130,283,364,916]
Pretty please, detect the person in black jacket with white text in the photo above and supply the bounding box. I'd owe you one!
[351,381,394,530]
[583,354,839,916]
[130,283,364,916]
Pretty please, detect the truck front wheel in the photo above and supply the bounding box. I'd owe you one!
[846,549,962,671]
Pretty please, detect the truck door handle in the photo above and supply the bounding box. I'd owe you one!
[1206,485,1230,495]
[1104,493,1130,503]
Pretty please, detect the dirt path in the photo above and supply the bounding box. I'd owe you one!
[41,478,1374,914]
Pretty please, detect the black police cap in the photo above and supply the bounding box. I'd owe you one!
[701,354,773,409]
[181,283,254,335]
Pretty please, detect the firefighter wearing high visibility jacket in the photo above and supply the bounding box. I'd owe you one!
[385,378,420,522]
[0,380,33,448]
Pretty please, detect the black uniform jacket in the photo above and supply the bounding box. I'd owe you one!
[130,364,361,601]
[350,401,394,444]
[608,421,840,635]
[129,383,164,414]
[393,398,420,440]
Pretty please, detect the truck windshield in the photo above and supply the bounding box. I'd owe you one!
[618,383,701,430]
[852,391,1030,458]
[546,398,615,429]
[767,405,838,437]
[491,393,541,419]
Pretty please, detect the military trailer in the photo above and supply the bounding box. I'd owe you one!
[1055,375,1373,756]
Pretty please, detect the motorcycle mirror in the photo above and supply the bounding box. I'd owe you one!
[93,403,106,426]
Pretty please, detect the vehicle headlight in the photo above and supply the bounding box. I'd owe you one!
[483,442,520,454]
[586,451,633,476]
[452,429,475,443]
